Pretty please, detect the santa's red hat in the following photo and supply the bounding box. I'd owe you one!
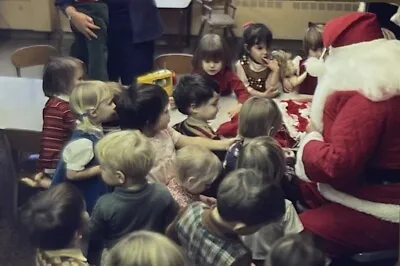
[323,12,383,48]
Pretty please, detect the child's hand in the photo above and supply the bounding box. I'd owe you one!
[306,120,317,133]
[169,97,176,109]
[264,58,280,72]
[220,137,239,149]
[262,86,280,98]
[199,195,217,206]
[227,103,242,118]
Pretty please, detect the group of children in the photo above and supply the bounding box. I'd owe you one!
[18,21,328,266]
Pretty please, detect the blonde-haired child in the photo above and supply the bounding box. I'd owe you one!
[51,80,116,214]
[167,145,222,208]
[22,56,84,188]
[223,96,282,173]
[265,234,326,266]
[105,231,185,266]
[116,83,236,185]
[270,50,307,93]
[237,137,303,265]
[90,130,179,258]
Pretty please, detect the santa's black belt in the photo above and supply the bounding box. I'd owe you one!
[364,168,400,184]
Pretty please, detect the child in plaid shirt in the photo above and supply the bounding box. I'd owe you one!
[167,169,285,266]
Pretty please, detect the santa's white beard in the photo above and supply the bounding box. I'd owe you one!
[306,38,400,132]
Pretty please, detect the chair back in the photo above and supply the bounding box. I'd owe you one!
[11,45,58,77]
[154,53,194,75]
[4,129,41,154]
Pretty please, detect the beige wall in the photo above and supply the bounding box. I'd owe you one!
[0,1,358,40]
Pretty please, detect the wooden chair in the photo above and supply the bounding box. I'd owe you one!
[11,45,58,77]
[196,0,237,46]
[4,129,41,154]
[154,53,193,75]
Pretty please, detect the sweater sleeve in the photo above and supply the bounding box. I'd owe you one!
[227,70,250,104]
[88,199,106,251]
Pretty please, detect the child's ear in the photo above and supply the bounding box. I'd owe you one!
[115,170,126,184]
[189,104,199,114]
[187,176,196,184]
[88,109,97,118]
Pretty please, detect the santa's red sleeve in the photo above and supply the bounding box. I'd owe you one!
[295,94,386,185]
[226,70,250,104]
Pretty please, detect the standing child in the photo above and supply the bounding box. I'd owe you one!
[167,169,286,266]
[19,183,90,266]
[297,23,324,95]
[116,83,235,185]
[22,57,84,189]
[57,0,109,81]
[105,231,185,266]
[51,81,116,214]
[236,23,281,98]
[265,234,326,266]
[90,130,179,262]
[192,33,250,105]
[167,145,222,208]
[237,137,303,265]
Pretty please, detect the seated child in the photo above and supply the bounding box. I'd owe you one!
[167,168,286,266]
[90,130,179,252]
[51,81,116,214]
[19,183,89,266]
[22,56,84,188]
[237,137,303,264]
[105,231,185,266]
[297,22,324,95]
[116,83,235,185]
[192,33,250,104]
[236,23,281,98]
[167,145,222,208]
[265,234,326,266]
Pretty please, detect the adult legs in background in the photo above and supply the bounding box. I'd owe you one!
[368,3,400,39]
[70,3,109,81]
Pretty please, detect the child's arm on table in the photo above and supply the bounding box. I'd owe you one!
[263,58,281,97]
[63,138,101,181]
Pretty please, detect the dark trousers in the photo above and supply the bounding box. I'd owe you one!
[70,2,109,81]
[107,29,155,85]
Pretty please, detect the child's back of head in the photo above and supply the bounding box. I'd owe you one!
[106,231,184,266]
[237,136,286,184]
[19,183,87,250]
[303,23,324,58]
[95,130,155,186]
[266,234,326,266]
[239,97,282,138]
[42,56,84,98]
[173,74,220,116]
[217,168,285,232]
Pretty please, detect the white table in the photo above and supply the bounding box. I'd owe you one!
[0,77,46,131]
[155,0,192,9]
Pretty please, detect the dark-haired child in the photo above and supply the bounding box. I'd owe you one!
[236,23,281,98]
[115,83,235,185]
[193,33,250,105]
[167,169,286,266]
[22,57,84,189]
[19,183,89,265]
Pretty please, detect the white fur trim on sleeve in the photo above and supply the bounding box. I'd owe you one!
[63,138,94,171]
[295,131,323,183]
[318,183,400,223]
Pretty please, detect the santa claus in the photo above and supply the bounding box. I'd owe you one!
[295,12,400,256]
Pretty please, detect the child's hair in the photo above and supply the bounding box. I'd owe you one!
[42,56,84,97]
[69,80,114,132]
[176,145,222,185]
[106,230,185,266]
[116,83,169,131]
[303,22,324,57]
[95,130,155,182]
[217,168,285,226]
[173,74,220,115]
[19,183,85,250]
[271,50,295,80]
[238,97,282,138]
[240,23,273,57]
[237,136,286,184]
[192,33,232,71]
[266,234,326,266]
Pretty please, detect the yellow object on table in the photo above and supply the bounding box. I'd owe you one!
[137,69,174,96]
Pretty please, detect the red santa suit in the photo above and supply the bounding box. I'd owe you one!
[295,12,400,257]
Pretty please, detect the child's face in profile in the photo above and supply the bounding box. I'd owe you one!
[92,98,116,124]
[202,60,223,76]
[153,105,170,132]
[191,92,219,121]
[184,175,216,195]
[249,43,269,64]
